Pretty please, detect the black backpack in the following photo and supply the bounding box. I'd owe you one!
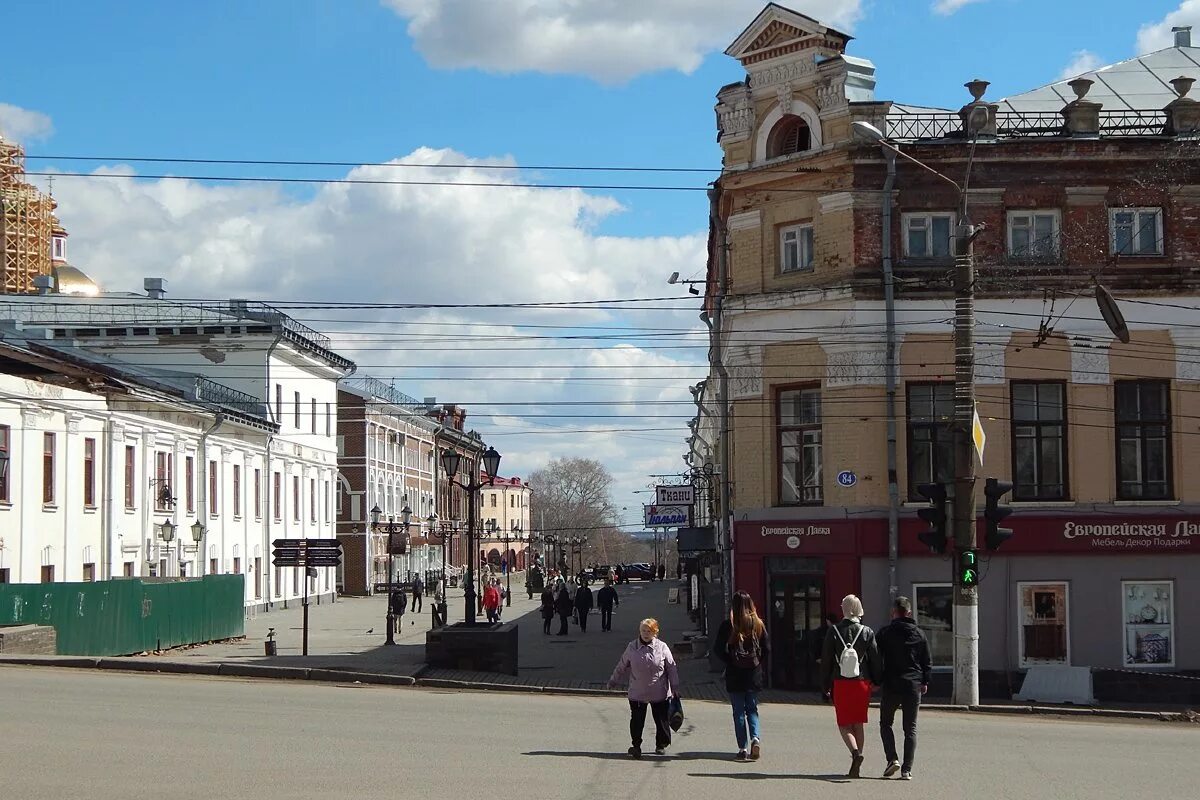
[731,633,761,670]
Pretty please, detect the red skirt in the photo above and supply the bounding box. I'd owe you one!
[832,678,871,726]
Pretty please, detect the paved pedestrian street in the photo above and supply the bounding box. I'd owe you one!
[2,665,1196,800]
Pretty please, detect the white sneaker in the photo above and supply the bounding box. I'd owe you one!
[884,760,900,777]
[900,771,913,780]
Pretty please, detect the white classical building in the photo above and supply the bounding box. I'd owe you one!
[0,287,354,609]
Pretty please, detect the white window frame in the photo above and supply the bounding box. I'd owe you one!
[1016,581,1071,668]
[911,582,953,671]
[1121,580,1175,668]
[902,212,955,258]
[1109,207,1164,256]
[779,223,815,273]
[1006,209,1061,259]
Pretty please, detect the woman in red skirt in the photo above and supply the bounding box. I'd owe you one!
[819,594,883,778]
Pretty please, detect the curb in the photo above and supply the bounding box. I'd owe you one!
[0,657,1189,721]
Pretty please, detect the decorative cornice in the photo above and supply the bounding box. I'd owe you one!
[728,209,763,231]
[1065,186,1108,206]
[965,188,1005,205]
[817,192,855,214]
[1071,341,1111,384]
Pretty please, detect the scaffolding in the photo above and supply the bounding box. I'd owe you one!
[1,136,53,294]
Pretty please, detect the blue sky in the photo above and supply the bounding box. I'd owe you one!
[1,0,1195,524]
[5,0,1190,239]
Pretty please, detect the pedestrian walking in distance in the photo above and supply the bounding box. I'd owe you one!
[597,577,619,632]
[715,590,770,762]
[608,618,681,759]
[483,581,501,623]
[390,589,407,635]
[412,575,424,614]
[554,580,573,636]
[574,580,594,633]
[876,596,931,781]
[540,583,555,635]
[819,594,882,779]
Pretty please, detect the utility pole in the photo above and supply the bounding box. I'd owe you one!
[952,201,979,708]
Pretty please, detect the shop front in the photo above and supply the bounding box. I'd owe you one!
[736,512,1200,698]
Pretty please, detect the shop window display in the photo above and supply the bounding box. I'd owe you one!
[1122,581,1173,668]
[912,584,953,668]
[1018,582,1070,666]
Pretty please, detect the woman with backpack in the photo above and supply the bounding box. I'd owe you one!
[819,594,883,779]
[714,590,770,761]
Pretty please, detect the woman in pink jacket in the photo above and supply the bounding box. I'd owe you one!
[607,618,681,758]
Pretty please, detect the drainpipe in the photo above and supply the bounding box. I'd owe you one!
[197,413,226,578]
[708,182,733,614]
[103,416,118,579]
[882,149,901,603]
[261,331,284,607]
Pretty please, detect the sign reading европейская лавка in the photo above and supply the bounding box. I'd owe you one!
[762,525,832,537]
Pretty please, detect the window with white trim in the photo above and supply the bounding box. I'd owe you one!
[1007,210,1061,260]
[780,224,815,273]
[1110,207,1163,256]
[902,213,954,258]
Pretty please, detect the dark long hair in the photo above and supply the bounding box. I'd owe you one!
[729,590,765,647]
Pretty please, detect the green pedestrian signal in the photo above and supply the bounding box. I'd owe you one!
[958,549,979,587]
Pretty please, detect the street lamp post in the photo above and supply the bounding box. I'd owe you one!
[190,520,204,574]
[441,446,501,625]
[372,502,411,645]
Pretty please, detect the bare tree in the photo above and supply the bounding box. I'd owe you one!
[529,458,618,563]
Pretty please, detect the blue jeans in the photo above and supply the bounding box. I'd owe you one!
[729,691,761,750]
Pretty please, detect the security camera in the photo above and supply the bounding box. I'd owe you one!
[668,272,680,284]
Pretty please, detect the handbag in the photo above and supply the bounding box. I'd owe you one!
[668,696,684,732]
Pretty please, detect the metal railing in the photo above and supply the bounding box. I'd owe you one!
[343,374,422,409]
[885,109,1170,141]
[0,297,331,352]
[191,376,268,417]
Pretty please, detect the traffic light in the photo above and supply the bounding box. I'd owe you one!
[984,477,1014,551]
[958,549,979,587]
[915,482,948,554]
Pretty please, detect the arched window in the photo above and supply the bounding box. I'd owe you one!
[767,116,812,158]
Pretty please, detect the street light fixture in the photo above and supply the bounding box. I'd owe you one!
[371,503,408,646]
[158,519,176,543]
[440,445,501,624]
[191,520,204,544]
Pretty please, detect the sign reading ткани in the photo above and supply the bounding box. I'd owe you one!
[656,485,695,506]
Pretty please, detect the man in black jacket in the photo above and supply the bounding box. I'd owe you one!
[596,578,619,631]
[573,582,594,633]
[875,596,932,781]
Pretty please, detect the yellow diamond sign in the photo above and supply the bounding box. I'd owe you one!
[972,404,986,466]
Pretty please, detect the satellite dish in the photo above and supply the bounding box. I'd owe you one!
[1095,284,1130,344]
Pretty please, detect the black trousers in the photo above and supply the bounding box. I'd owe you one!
[543,615,552,634]
[600,607,614,631]
[557,612,570,635]
[576,609,589,632]
[412,592,422,613]
[629,700,672,750]
[879,684,921,771]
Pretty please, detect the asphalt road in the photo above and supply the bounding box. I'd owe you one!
[2,665,1197,799]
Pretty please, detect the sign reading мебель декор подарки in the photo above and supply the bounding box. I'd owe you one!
[645,505,691,527]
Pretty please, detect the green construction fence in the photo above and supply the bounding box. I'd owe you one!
[0,575,245,656]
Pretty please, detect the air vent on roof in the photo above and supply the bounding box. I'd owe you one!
[144,277,167,299]
[1174,26,1192,48]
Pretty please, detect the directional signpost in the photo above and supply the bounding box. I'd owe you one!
[272,539,342,655]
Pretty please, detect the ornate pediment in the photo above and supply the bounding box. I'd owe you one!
[725,3,851,67]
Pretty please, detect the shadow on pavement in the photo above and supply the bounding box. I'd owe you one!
[689,772,853,783]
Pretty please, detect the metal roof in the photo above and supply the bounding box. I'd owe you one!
[1000,46,1200,112]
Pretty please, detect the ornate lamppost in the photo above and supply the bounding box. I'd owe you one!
[372,502,411,645]
[440,445,501,624]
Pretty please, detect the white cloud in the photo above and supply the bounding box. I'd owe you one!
[1137,0,1200,54]
[0,102,53,142]
[932,0,987,15]
[383,0,863,83]
[49,147,708,511]
[1058,49,1103,81]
